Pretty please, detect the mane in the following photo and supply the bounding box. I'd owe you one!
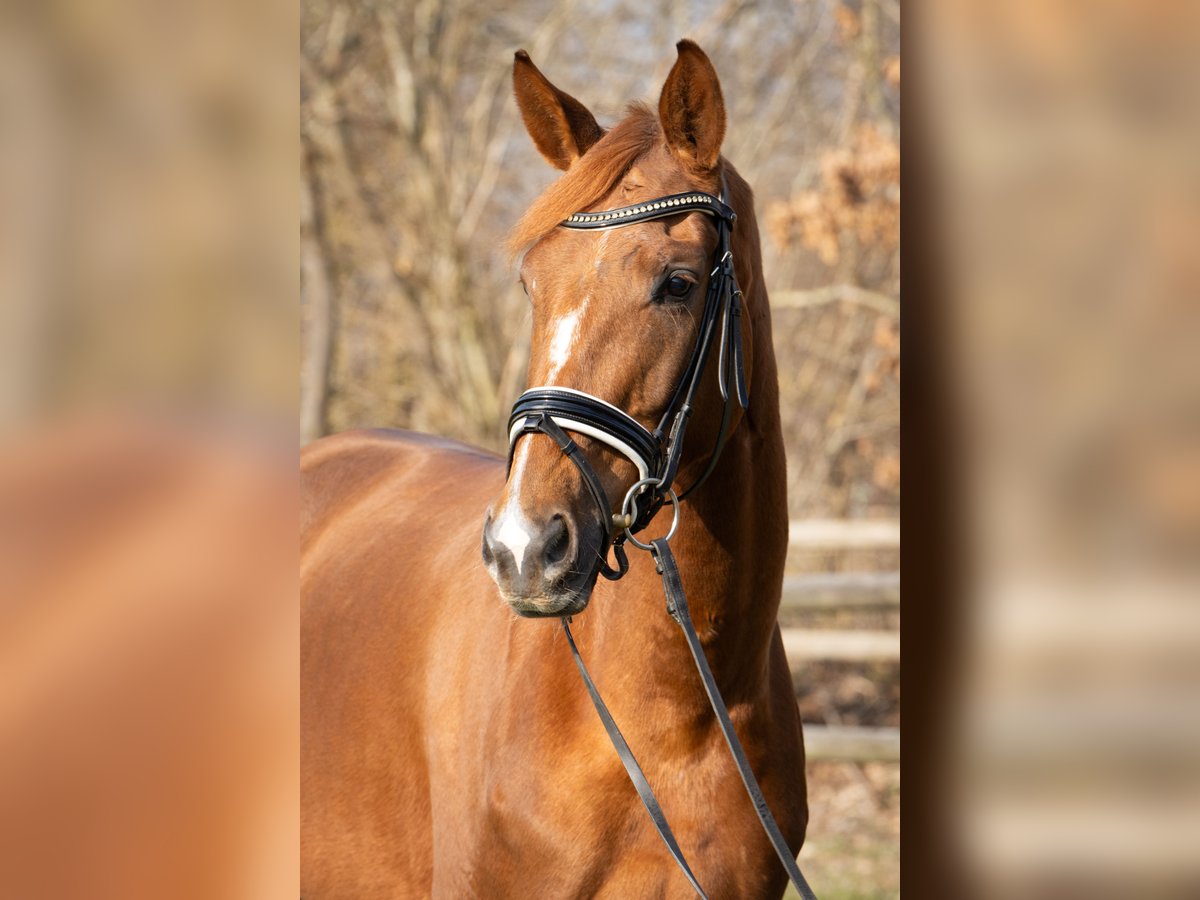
[507,103,661,260]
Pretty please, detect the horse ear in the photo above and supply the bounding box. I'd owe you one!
[513,50,604,171]
[658,40,726,172]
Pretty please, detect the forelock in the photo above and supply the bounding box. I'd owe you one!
[507,103,661,260]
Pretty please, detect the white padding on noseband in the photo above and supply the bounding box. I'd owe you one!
[525,386,647,430]
[508,416,652,481]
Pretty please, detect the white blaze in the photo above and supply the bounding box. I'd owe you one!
[493,286,592,574]
[545,301,584,383]
[495,515,532,573]
[491,441,535,574]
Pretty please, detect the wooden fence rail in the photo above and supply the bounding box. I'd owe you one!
[804,725,900,762]
[788,518,899,549]
[781,571,900,610]
[782,628,900,662]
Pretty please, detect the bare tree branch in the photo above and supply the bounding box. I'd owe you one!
[300,168,334,445]
[773,285,899,317]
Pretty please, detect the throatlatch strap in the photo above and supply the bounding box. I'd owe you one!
[650,539,819,900]
[561,619,708,899]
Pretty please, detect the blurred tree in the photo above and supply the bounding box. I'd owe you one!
[300,0,900,519]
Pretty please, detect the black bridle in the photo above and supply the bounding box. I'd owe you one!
[504,176,818,900]
[507,183,747,575]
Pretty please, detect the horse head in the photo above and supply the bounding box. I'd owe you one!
[483,41,753,617]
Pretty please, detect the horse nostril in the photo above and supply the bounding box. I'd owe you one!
[543,515,571,568]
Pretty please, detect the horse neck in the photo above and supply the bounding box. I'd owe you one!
[673,273,788,692]
[593,265,788,706]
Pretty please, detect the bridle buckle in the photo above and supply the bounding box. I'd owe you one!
[611,512,635,530]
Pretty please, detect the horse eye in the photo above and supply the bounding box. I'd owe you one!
[663,274,693,300]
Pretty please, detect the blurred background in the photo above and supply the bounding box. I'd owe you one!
[300,2,901,895]
[298,0,901,522]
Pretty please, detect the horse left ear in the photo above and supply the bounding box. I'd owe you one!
[658,40,726,172]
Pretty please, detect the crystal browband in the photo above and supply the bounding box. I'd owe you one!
[561,191,735,230]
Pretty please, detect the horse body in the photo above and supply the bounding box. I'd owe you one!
[302,421,804,899]
[302,40,808,899]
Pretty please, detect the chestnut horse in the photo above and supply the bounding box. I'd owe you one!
[301,41,807,899]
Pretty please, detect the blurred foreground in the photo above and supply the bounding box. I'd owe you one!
[0,417,298,900]
[0,0,297,898]
[924,0,1200,895]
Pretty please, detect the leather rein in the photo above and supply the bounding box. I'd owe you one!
[505,176,817,900]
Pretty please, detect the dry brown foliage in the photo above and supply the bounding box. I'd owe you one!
[766,116,900,522]
[766,123,900,271]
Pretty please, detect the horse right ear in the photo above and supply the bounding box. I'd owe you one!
[658,40,725,173]
[513,50,604,171]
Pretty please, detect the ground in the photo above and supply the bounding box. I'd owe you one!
[791,761,901,900]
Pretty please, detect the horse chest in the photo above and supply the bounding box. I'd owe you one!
[444,686,786,899]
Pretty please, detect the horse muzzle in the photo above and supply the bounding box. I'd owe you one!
[481,508,602,617]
